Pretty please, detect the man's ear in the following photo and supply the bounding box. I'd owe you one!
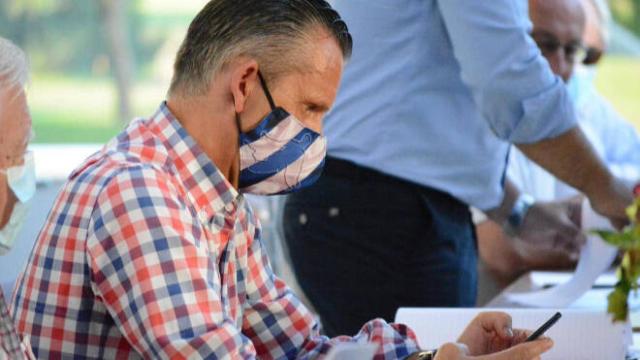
[229,58,260,114]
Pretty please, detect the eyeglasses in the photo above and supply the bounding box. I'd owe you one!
[582,46,604,65]
[531,32,603,66]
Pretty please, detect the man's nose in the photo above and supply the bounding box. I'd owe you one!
[549,50,572,82]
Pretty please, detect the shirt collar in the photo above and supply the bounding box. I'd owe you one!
[146,102,240,222]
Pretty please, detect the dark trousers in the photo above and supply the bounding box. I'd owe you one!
[283,157,478,337]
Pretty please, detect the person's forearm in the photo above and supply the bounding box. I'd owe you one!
[516,126,614,200]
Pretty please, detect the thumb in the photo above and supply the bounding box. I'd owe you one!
[482,339,553,360]
[552,210,582,248]
[434,342,469,359]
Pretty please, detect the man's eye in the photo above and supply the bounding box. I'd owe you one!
[538,42,559,54]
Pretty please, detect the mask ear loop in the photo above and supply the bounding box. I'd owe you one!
[235,71,275,188]
[258,71,277,110]
[237,71,276,136]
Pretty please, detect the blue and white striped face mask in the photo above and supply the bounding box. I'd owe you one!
[237,73,327,195]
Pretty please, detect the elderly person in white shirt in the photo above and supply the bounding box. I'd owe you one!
[476,0,640,297]
[0,37,36,360]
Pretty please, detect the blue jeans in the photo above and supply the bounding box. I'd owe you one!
[283,157,477,337]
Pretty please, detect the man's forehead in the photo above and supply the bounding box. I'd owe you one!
[531,0,585,38]
[301,35,343,89]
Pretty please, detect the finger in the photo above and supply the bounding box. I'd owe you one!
[485,338,553,360]
[510,329,531,345]
[567,195,584,228]
[510,330,551,346]
[555,215,581,241]
[434,342,469,359]
[476,312,513,339]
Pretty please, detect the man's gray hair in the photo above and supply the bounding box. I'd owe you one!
[169,0,352,96]
[588,0,612,46]
[0,37,29,91]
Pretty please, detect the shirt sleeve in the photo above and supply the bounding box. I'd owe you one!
[85,165,258,359]
[593,96,640,181]
[241,224,422,359]
[437,0,577,143]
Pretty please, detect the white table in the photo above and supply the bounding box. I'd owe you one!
[486,271,640,358]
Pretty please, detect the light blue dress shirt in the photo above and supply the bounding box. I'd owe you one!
[325,0,577,209]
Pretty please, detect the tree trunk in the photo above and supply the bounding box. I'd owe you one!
[99,0,134,123]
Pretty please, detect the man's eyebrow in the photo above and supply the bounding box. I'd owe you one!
[530,30,558,40]
[305,100,330,112]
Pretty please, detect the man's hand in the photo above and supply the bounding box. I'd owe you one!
[433,312,553,360]
[517,195,585,253]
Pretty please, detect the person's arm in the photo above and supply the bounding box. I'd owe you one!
[86,166,257,359]
[437,0,631,225]
[241,214,422,359]
[517,127,631,227]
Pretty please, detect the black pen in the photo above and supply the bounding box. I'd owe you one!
[526,312,562,342]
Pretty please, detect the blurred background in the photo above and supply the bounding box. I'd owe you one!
[0,0,638,297]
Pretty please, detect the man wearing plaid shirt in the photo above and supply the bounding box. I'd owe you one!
[0,37,37,360]
[11,1,553,359]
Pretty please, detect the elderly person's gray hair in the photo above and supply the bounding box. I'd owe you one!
[0,37,29,91]
[588,0,612,46]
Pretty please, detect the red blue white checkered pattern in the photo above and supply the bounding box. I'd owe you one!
[1,289,33,359]
[11,103,420,359]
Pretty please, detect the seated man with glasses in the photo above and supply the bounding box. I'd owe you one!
[0,37,36,360]
[475,0,640,296]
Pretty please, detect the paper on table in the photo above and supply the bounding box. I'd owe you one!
[506,199,618,307]
[324,343,377,360]
[529,270,618,288]
[395,308,628,360]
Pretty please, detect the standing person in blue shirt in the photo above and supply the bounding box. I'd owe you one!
[283,0,633,337]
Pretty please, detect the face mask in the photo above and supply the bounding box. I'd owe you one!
[0,151,36,255]
[566,64,598,108]
[237,73,327,195]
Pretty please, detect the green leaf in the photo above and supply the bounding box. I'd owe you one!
[592,229,640,249]
[608,286,630,322]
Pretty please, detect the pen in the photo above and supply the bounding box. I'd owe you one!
[526,312,562,342]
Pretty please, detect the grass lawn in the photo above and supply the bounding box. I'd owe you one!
[595,55,640,128]
[29,56,640,144]
[30,74,168,143]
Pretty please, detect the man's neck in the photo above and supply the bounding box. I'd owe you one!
[166,95,240,188]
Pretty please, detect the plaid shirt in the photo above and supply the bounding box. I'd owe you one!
[1,289,34,359]
[12,103,420,359]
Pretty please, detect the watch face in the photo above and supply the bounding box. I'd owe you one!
[417,350,436,360]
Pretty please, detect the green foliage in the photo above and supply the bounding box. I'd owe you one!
[0,0,156,77]
[610,0,640,37]
[596,197,640,322]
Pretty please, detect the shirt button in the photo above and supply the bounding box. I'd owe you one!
[224,202,236,213]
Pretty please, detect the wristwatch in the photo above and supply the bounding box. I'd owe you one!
[405,350,437,360]
[503,192,535,237]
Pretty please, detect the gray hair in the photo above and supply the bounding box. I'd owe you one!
[0,37,29,91]
[169,0,352,96]
[588,0,612,46]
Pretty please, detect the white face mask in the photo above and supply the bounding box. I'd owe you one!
[566,64,598,107]
[0,151,36,255]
